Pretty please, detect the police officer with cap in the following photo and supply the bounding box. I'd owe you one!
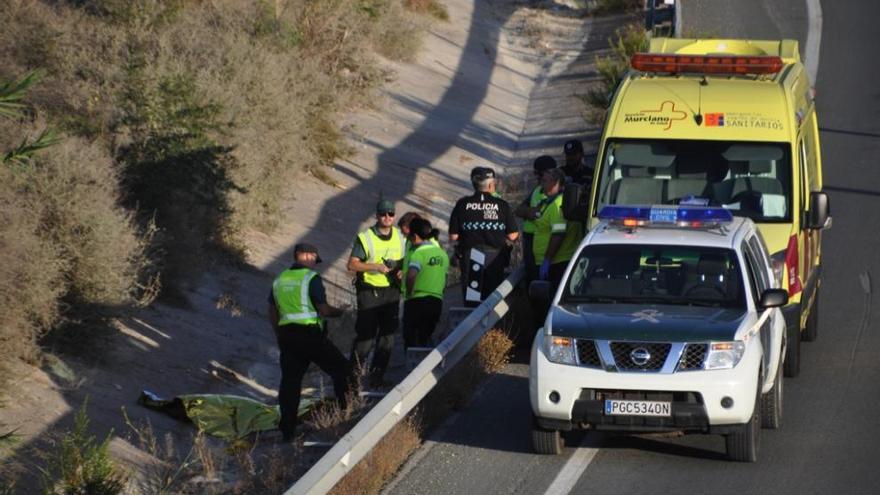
[561,139,594,222]
[449,166,519,306]
[562,139,593,186]
[515,155,557,281]
[269,243,351,442]
[347,199,406,387]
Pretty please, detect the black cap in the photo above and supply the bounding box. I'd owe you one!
[563,139,583,155]
[294,243,323,263]
[533,155,557,172]
[470,166,496,180]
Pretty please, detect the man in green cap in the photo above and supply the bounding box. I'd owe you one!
[347,199,406,387]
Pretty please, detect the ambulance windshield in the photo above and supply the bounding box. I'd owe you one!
[594,139,792,223]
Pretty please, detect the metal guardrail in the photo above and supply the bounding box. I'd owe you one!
[286,267,524,495]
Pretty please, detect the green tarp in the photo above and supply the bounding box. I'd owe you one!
[139,390,317,441]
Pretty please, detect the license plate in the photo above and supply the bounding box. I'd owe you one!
[649,207,677,223]
[604,399,672,417]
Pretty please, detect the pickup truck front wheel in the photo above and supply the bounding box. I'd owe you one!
[532,416,563,455]
[726,377,762,462]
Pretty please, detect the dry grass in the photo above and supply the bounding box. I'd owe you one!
[328,329,514,495]
[328,415,422,495]
[404,0,450,21]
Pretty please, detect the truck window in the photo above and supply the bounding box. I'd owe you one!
[595,139,792,223]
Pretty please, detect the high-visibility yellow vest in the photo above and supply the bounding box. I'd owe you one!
[272,268,321,326]
[357,227,405,288]
[523,186,546,234]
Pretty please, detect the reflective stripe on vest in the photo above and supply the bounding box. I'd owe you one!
[273,269,321,326]
[357,227,405,288]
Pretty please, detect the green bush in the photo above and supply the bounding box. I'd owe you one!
[581,23,647,124]
[592,0,642,15]
[41,399,126,495]
[118,64,242,287]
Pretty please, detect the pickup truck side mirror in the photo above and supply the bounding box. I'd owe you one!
[759,288,788,309]
[807,191,832,229]
[529,280,551,303]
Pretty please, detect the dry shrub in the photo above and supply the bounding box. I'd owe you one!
[404,0,449,21]
[329,415,422,495]
[0,0,430,297]
[476,328,514,373]
[0,166,62,370]
[25,137,145,311]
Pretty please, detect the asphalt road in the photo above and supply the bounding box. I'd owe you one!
[386,1,880,494]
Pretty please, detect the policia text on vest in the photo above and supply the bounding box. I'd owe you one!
[347,200,406,387]
[269,244,351,442]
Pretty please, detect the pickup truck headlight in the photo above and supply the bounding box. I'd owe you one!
[704,341,746,370]
[545,336,577,365]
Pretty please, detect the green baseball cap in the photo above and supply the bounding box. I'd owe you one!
[376,199,395,214]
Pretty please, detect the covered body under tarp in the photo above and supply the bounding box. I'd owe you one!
[138,390,317,440]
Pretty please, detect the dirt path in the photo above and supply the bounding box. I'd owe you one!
[0,0,613,491]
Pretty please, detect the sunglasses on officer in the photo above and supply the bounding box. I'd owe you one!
[378,211,396,218]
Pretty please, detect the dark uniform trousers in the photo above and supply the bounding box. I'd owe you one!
[403,296,442,348]
[461,246,510,308]
[351,286,399,380]
[278,323,350,438]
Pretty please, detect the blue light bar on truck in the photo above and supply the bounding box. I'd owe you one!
[598,205,733,227]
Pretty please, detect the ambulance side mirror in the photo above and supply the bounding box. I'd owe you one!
[529,280,551,302]
[807,191,831,230]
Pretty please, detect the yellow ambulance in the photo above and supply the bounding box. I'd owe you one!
[582,38,831,377]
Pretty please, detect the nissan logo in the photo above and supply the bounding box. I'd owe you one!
[630,347,651,366]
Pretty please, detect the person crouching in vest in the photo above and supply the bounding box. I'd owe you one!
[269,243,352,442]
[403,218,449,349]
[347,199,406,388]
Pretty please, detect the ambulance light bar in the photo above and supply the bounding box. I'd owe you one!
[631,53,784,75]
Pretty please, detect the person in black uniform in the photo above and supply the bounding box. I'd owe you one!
[449,167,519,307]
[561,139,594,223]
[562,139,593,186]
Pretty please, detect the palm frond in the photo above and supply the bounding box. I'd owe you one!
[3,128,61,166]
[0,69,45,119]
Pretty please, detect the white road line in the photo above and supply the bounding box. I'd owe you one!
[805,0,823,85]
[543,436,600,495]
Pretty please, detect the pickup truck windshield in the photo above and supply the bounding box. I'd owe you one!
[562,244,746,308]
[594,139,792,223]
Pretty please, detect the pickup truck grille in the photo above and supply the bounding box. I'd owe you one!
[610,342,671,371]
[575,340,602,368]
[677,343,708,371]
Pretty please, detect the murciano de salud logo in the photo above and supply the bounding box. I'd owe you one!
[623,100,688,131]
